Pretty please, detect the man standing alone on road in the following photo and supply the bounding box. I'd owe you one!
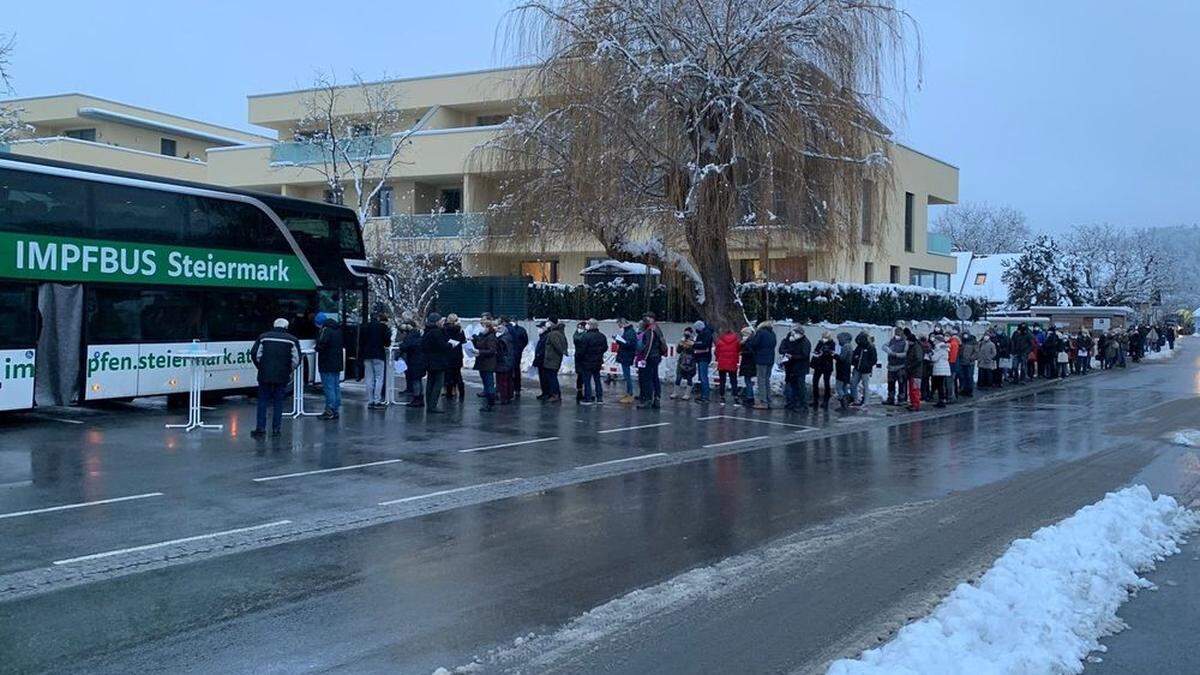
[250,318,301,438]
[359,312,391,409]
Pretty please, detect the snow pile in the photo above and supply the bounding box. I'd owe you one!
[828,485,1198,675]
[1141,348,1177,362]
[1169,429,1200,447]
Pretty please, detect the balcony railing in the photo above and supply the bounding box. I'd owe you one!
[927,231,953,256]
[390,212,486,238]
[270,135,395,166]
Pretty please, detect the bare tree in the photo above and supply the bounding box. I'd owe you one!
[291,71,418,225]
[363,219,478,322]
[1067,223,1173,307]
[931,202,1030,254]
[0,34,34,142]
[476,0,917,328]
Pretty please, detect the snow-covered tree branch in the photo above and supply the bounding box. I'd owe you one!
[476,0,919,329]
[363,217,479,323]
[0,34,34,143]
[932,202,1030,254]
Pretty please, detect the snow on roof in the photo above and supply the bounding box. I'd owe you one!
[580,260,661,276]
[951,252,1020,304]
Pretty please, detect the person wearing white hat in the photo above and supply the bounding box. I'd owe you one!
[249,318,302,438]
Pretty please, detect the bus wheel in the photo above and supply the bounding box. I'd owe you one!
[166,393,189,409]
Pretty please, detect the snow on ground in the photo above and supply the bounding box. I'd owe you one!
[1142,347,1178,362]
[1169,429,1200,448]
[827,485,1198,675]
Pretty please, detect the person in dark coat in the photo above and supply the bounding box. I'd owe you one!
[834,332,854,409]
[541,319,569,403]
[850,331,878,407]
[737,327,757,407]
[745,320,777,409]
[778,325,811,411]
[399,322,426,406]
[315,312,345,420]
[992,329,1011,387]
[904,329,925,412]
[1009,324,1032,383]
[572,321,588,402]
[358,312,391,408]
[635,313,668,409]
[442,314,466,402]
[613,318,639,404]
[502,317,529,399]
[421,313,453,413]
[497,322,517,403]
[472,320,499,411]
[532,321,549,399]
[576,319,608,404]
[250,317,302,437]
[691,320,714,402]
[810,331,836,409]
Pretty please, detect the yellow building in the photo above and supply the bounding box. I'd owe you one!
[0,93,273,182]
[3,68,958,289]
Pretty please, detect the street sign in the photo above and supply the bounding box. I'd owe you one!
[955,304,973,321]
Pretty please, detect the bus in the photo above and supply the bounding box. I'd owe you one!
[0,152,376,412]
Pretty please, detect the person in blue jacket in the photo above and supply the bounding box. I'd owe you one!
[744,319,777,409]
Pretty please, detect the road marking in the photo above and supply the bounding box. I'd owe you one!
[577,453,669,470]
[0,492,164,521]
[597,422,672,434]
[52,520,292,565]
[252,458,404,482]
[27,414,84,425]
[703,435,770,449]
[698,414,815,430]
[460,437,560,453]
[378,478,522,506]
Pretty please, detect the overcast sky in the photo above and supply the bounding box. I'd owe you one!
[4,0,1197,232]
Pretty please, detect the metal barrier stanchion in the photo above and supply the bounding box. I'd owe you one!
[166,346,223,432]
[288,348,321,418]
[385,345,404,406]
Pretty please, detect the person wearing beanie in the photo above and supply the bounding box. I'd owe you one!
[249,317,302,437]
[315,312,345,420]
[359,311,391,409]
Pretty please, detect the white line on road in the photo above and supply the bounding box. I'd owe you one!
[27,414,84,425]
[597,422,672,434]
[53,520,292,565]
[460,437,560,453]
[378,478,522,506]
[0,492,164,521]
[698,414,814,429]
[252,458,404,482]
[703,435,770,449]
[577,453,669,470]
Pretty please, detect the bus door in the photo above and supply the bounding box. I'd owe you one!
[34,283,84,407]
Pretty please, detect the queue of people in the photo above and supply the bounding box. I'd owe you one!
[249,312,1178,433]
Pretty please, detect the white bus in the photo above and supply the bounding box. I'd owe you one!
[0,152,376,411]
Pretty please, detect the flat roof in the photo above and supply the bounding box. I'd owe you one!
[247,64,536,100]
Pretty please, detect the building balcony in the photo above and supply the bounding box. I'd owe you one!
[926,231,953,256]
[388,212,486,238]
[269,136,395,166]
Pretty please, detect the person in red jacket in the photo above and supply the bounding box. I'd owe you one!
[713,327,742,406]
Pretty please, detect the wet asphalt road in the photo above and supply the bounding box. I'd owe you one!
[1,343,1198,673]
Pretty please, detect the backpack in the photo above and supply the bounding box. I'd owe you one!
[677,351,696,378]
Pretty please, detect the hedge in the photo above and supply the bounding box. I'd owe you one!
[528,280,988,325]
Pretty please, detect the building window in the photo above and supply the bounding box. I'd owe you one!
[160,138,177,157]
[773,256,807,282]
[861,181,873,244]
[737,258,764,283]
[889,265,901,284]
[909,267,950,291]
[64,128,96,142]
[439,188,462,214]
[974,273,987,285]
[864,261,874,284]
[903,192,914,253]
[350,124,372,138]
[476,114,508,127]
[521,260,558,283]
[372,186,394,218]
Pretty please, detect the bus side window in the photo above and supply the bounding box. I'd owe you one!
[0,168,90,237]
[86,288,143,344]
[186,197,289,253]
[94,183,184,244]
[140,290,205,341]
[0,283,37,348]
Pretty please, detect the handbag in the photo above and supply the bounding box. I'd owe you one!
[1056,351,1069,364]
[393,357,408,376]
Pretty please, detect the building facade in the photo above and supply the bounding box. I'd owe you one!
[3,67,959,288]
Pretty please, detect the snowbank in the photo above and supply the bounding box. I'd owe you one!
[1170,429,1200,447]
[1142,347,1177,362]
[827,485,1198,675]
